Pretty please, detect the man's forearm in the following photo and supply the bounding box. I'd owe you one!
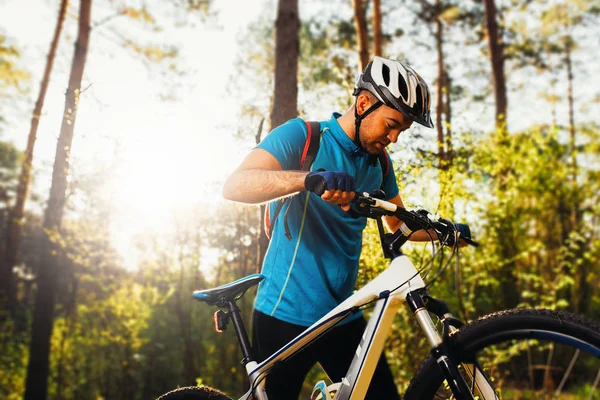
[223,169,309,204]
[409,228,440,242]
[386,217,440,242]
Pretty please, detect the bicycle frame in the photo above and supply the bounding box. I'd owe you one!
[239,254,437,400]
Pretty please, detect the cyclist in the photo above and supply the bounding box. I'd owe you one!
[223,57,464,399]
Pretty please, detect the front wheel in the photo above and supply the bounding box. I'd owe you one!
[157,386,232,400]
[404,309,600,399]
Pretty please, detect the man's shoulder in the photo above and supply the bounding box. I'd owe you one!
[276,117,308,134]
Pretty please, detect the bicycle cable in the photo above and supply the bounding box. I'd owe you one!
[356,232,448,312]
[425,229,460,287]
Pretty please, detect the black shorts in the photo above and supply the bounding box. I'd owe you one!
[252,310,399,400]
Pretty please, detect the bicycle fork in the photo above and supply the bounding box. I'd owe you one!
[406,289,487,400]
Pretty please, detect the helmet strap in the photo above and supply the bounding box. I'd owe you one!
[353,100,383,150]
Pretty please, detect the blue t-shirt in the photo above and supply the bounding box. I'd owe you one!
[254,113,399,326]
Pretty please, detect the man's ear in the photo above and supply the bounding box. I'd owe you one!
[356,92,372,114]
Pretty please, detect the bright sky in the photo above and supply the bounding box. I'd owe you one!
[0,0,274,270]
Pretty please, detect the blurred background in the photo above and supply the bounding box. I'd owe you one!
[0,0,598,398]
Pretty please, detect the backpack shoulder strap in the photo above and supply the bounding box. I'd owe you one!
[377,149,390,189]
[300,121,322,171]
[265,120,322,240]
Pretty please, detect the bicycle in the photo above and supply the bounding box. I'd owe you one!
[158,190,600,400]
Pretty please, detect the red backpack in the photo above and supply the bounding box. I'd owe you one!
[264,120,390,240]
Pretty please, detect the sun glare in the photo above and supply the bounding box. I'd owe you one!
[3,0,265,271]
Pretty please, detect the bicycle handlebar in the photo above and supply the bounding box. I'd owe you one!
[351,191,479,247]
[302,183,479,248]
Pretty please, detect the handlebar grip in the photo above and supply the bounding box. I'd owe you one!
[304,174,327,196]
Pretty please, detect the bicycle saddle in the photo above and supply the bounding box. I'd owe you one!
[193,274,265,306]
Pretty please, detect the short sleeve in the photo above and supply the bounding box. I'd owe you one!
[382,152,399,200]
[255,118,307,171]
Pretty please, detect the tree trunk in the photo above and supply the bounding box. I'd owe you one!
[562,35,587,314]
[55,275,78,400]
[175,243,196,385]
[352,0,370,71]
[1,0,68,317]
[372,0,382,57]
[444,71,454,218]
[483,0,507,130]
[434,14,455,219]
[564,36,576,181]
[435,17,446,169]
[266,0,299,272]
[24,1,92,398]
[445,71,453,167]
[270,0,299,130]
[483,0,515,306]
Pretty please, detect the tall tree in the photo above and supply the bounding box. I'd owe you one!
[172,220,203,385]
[413,0,456,215]
[443,70,452,168]
[433,4,455,217]
[537,1,599,313]
[483,0,507,130]
[0,36,30,318]
[564,35,575,178]
[482,0,515,305]
[351,0,370,71]
[265,0,299,265]
[434,8,447,167]
[416,0,452,168]
[372,0,382,56]
[24,0,92,398]
[2,0,68,317]
[270,0,299,129]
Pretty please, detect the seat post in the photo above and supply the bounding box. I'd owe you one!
[227,300,254,365]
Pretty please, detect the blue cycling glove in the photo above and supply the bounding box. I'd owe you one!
[444,223,472,246]
[304,169,355,196]
[455,223,471,240]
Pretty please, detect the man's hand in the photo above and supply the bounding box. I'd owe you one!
[445,223,471,248]
[305,170,356,211]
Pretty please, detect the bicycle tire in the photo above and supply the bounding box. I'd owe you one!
[404,309,600,399]
[156,386,232,400]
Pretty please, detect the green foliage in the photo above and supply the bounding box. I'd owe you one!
[357,121,600,390]
[0,36,29,95]
[0,141,22,206]
[0,322,28,400]
[299,17,357,97]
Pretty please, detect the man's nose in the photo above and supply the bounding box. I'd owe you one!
[388,131,400,143]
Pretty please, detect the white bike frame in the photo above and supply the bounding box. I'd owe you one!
[239,254,442,400]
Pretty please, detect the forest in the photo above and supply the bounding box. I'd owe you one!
[0,0,599,399]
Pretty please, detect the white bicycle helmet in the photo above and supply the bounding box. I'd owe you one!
[354,56,434,128]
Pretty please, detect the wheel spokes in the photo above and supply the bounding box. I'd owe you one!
[431,338,599,399]
[587,367,600,400]
[553,348,579,398]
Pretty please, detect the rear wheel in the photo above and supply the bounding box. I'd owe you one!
[404,309,600,399]
[156,386,232,400]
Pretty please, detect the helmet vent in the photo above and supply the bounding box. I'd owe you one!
[382,64,391,86]
[397,73,408,100]
[415,85,423,112]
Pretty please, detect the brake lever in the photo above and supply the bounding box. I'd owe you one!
[434,218,480,248]
[351,191,394,219]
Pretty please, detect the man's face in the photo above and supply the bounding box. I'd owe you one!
[359,104,414,155]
